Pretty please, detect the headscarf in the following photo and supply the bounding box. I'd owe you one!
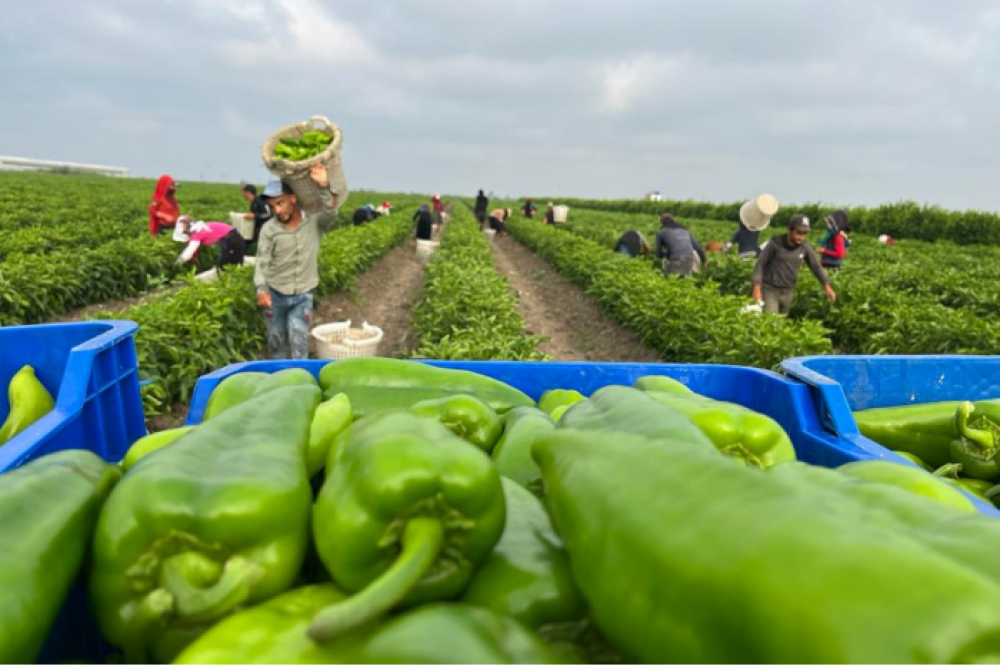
[660,213,681,229]
[149,175,179,233]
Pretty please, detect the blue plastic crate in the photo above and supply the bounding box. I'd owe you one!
[782,354,1000,515]
[0,321,146,472]
[185,359,852,468]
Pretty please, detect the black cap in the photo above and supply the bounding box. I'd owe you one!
[788,214,811,232]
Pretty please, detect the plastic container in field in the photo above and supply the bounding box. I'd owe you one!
[228,211,256,240]
[0,321,146,472]
[782,354,1000,513]
[184,359,851,467]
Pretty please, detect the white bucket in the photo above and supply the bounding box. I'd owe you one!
[553,205,569,223]
[229,212,257,240]
[484,229,497,242]
[311,321,383,360]
[739,194,780,232]
[416,239,439,262]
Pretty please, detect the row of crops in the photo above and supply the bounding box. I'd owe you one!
[555,208,1000,357]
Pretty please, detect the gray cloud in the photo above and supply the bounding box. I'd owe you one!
[3,0,1000,210]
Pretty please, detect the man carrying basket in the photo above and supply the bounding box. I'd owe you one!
[255,164,339,359]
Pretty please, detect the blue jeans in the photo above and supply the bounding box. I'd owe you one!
[266,290,313,360]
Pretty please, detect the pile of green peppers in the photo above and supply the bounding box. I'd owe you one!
[273,132,334,162]
[855,399,1000,503]
[10,357,1000,663]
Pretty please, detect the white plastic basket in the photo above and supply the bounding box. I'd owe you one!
[229,212,256,240]
[311,320,383,360]
[553,205,569,223]
[416,239,439,262]
[484,229,497,242]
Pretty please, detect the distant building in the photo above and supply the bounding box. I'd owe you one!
[0,155,129,177]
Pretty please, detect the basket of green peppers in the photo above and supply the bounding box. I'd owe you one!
[260,115,349,214]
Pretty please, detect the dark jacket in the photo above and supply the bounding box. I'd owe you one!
[655,226,706,264]
[752,235,830,290]
[615,230,649,257]
[474,192,488,214]
[730,223,761,256]
[353,207,375,225]
[250,196,273,243]
[414,208,434,240]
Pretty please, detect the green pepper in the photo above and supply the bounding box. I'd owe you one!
[950,401,1000,481]
[491,407,555,486]
[253,368,318,395]
[309,411,505,641]
[533,428,1000,663]
[307,393,352,478]
[853,401,963,468]
[558,385,714,450]
[538,389,585,416]
[0,365,55,445]
[202,372,268,421]
[121,426,194,471]
[549,404,572,422]
[89,385,320,663]
[633,374,692,395]
[318,358,533,418]
[955,477,993,502]
[176,584,559,664]
[644,391,795,468]
[836,460,975,513]
[410,394,502,452]
[892,450,933,471]
[0,450,119,663]
[462,478,586,627]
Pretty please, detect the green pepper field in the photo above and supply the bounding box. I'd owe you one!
[10,170,1000,664]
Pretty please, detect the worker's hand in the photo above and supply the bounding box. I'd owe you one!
[244,213,254,220]
[256,291,272,309]
[309,163,329,188]
[824,284,837,302]
[752,285,762,302]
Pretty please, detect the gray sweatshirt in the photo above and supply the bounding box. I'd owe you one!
[752,235,829,290]
[254,189,339,296]
[655,226,707,264]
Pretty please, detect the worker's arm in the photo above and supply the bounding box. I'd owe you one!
[178,241,202,263]
[254,227,272,295]
[309,163,339,232]
[654,232,665,259]
[750,243,774,301]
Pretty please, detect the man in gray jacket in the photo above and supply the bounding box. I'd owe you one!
[255,164,339,359]
[655,213,707,277]
[751,214,836,315]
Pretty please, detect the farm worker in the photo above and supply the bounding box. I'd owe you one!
[148,175,180,236]
[352,204,378,226]
[474,189,489,224]
[655,213,707,278]
[432,194,445,229]
[752,214,836,316]
[414,205,434,241]
[819,209,851,270]
[725,220,762,260]
[521,198,537,219]
[241,184,273,249]
[255,164,339,360]
[174,218,246,269]
[489,208,511,236]
[544,202,556,225]
[378,200,392,216]
[614,230,650,257]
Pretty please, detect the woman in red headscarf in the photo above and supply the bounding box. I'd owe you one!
[149,175,180,236]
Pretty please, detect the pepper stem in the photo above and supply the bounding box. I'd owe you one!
[123,589,173,665]
[933,463,964,479]
[955,402,996,454]
[308,516,444,643]
[161,554,264,623]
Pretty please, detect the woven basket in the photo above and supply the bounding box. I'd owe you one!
[311,321,383,360]
[553,205,569,223]
[416,239,439,262]
[261,116,349,214]
[739,194,780,232]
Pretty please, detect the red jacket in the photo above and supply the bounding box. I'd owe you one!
[149,175,180,235]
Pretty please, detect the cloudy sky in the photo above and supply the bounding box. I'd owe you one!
[3,1,1000,209]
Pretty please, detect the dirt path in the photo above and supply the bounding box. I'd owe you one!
[490,235,662,362]
[314,238,427,358]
